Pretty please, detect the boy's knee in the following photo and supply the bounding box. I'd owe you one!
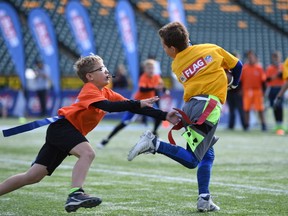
[186,161,199,169]
[83,149,95,161]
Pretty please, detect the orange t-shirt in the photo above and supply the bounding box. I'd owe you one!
[266,64,284,87]
[241,63,266,90]
[133,73,162,100]
[58,82,127,136]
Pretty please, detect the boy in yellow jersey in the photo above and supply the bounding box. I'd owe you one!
[128,22,242,212]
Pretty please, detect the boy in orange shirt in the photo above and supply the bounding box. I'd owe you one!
[266,51,285,134]
[241,50,267,131]
[0,55,179,212]
[97,59,164,148]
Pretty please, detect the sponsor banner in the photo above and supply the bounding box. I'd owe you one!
[0,2,26,89]
[167,0,187,27]
[25,90,53,116]
[65,1,96,56]
[0,90,18,116]
[115,0,139,93]
[28,8,61,114]
[28,8,60,95]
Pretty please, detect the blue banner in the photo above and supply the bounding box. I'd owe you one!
[28,8,61,114]
[0,2,26,89]
[167,0,187,27]
[115,0,139,93]
[28,8,60,95]
[65,1,96,57]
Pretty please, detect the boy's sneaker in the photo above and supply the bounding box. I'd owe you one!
[127,130,157,161]
[65,188,102,213]
[197,194,220,212]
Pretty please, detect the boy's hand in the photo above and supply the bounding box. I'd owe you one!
[140,96,159,108]
[273,97,283,109]
[166,110,181,125]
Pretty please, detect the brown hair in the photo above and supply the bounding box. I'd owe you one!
[74,54,103,83]
[158,22,189,52]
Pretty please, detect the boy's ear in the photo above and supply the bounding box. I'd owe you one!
[170,46,179,58]
[171,46,178,54]
[86,73,93,81]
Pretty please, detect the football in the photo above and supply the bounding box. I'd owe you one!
[225,70,233,86]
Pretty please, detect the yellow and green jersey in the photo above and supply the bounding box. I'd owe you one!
[172,43,238,104]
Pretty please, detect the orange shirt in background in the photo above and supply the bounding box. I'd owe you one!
[266,64,284,87]
[241,64,266,90]
[133,73,162,100]
[241,63,266,111]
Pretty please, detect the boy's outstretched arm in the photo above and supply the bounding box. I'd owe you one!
[92,97,180,125]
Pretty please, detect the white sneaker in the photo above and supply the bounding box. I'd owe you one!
[197,194,220,212]
[96,143,105,149]
[127,130,156,161]
[96,139,109,149]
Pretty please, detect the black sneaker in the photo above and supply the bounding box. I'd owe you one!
[65,188,102,213]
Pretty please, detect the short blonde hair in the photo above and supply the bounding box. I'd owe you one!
[74,54,103,83]
[143,59,156,67]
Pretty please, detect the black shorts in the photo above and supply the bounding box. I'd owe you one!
[33,119,88,176]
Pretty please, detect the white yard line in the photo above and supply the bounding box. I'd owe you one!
[0,158,287,195]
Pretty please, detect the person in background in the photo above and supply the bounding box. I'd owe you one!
[97,59,164,149]
[33,60,51,117]
[112,64,130,89]
[241,50,267,131]
[226,51,247,130]
[0,98,8,118]
[274,57,288,120]
[148,54,162,75]
[266,51,285,135]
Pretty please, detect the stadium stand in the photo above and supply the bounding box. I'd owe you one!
[0,0,287,89]
[130,0,288,69]
[236,0,288,33]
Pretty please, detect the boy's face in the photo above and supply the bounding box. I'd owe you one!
[247,53,257,65]
[271,53,281,65]
[161,38,177,59]
[86,60,111,88]
[144,64,155,77]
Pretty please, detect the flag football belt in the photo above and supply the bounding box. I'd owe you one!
[168,97,218,152]
[2,116,64,137]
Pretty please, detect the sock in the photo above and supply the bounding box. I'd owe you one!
[197,148,214,195]
[70,187,81,194]
[199,193,210,198]
[155,139,160,150]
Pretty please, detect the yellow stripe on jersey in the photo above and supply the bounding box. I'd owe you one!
[171,44,239,104]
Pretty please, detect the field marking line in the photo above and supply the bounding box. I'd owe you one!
[0,158,287,195]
